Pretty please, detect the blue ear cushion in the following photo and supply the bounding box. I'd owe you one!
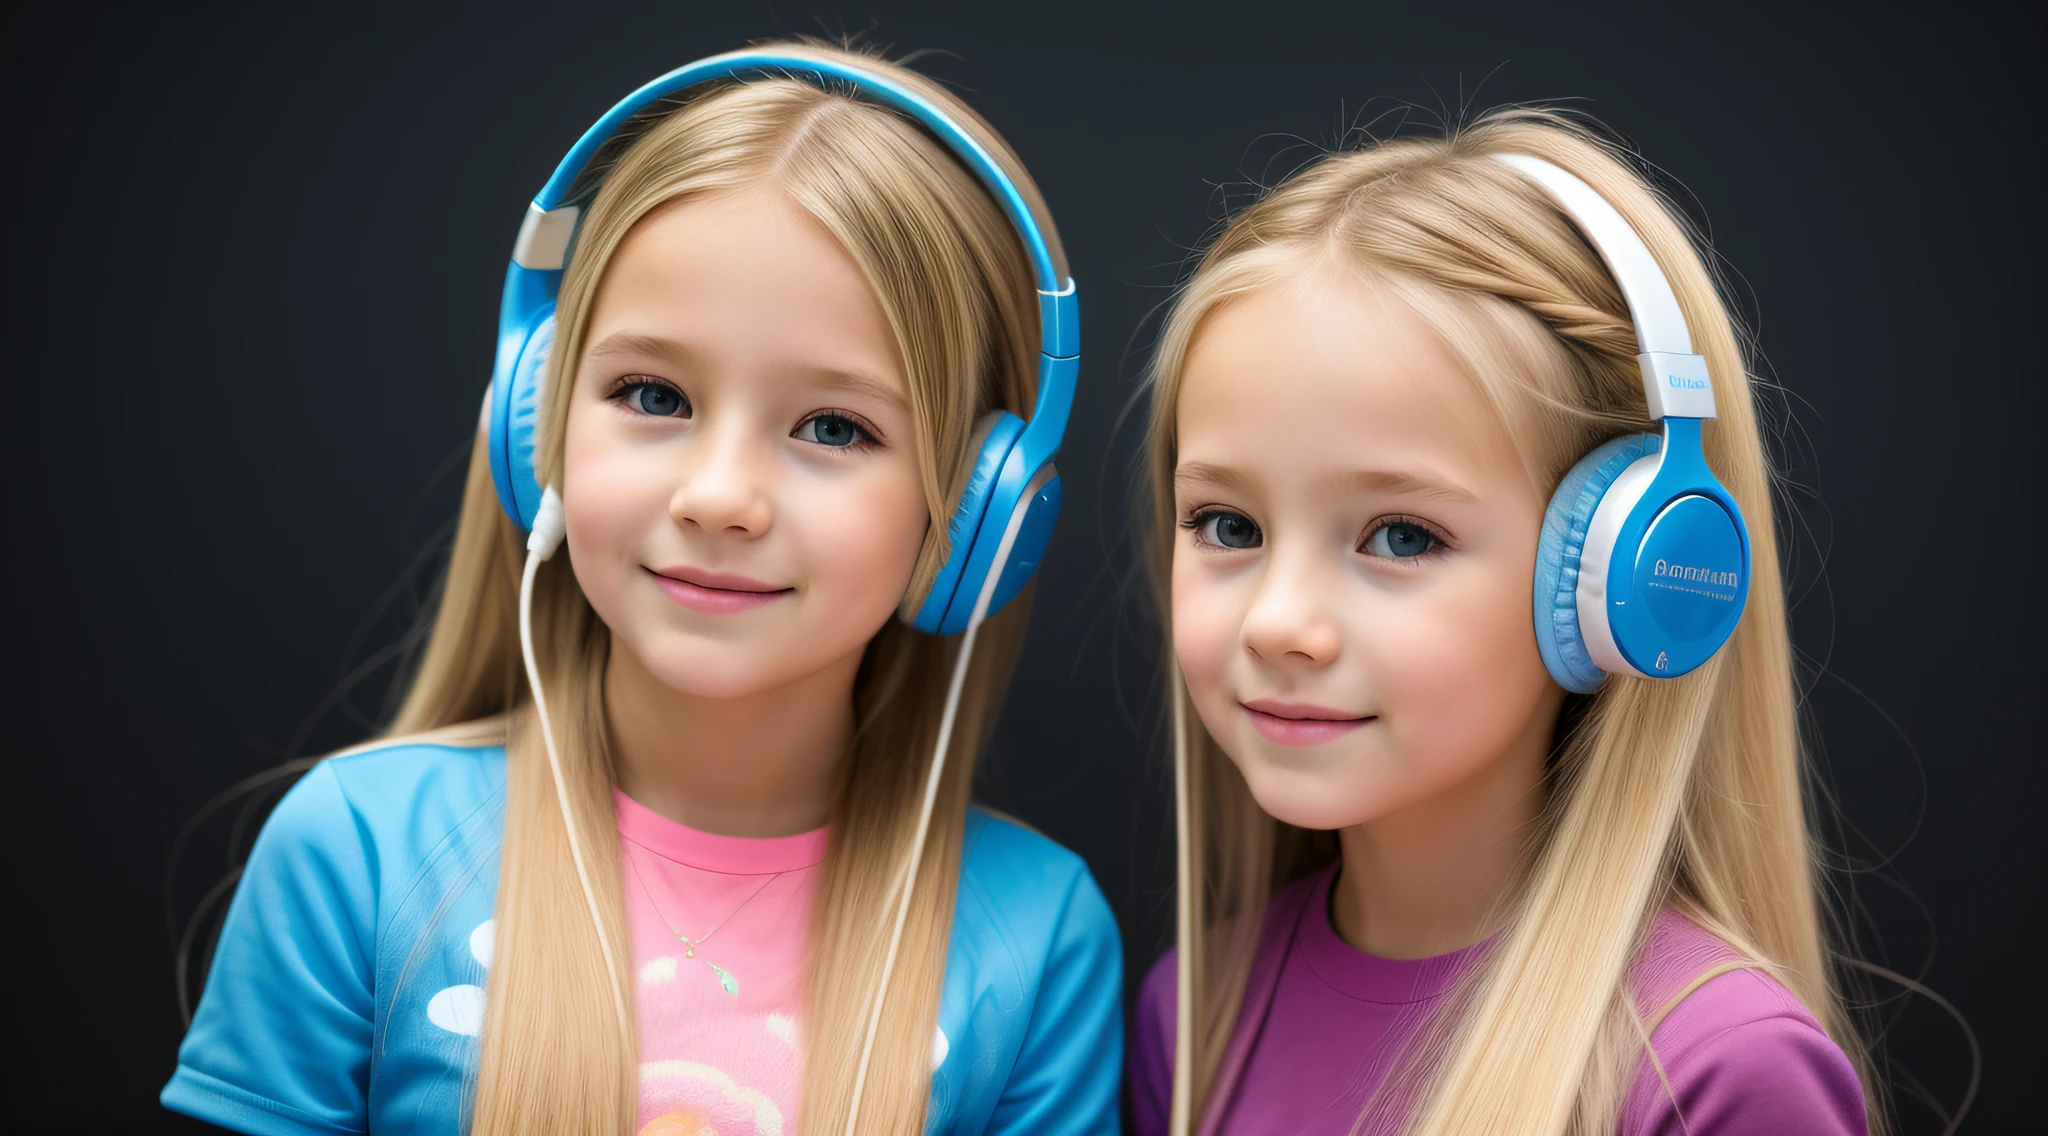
[492,311,555,530]
[1533,432,1661,693]
[948,411,1022,549]
[907,411,1025,632]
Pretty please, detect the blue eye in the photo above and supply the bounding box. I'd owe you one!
[1189,510,1262,550]
[617,381,687,418]
[795,413,869,448]
[1362,520,1438,559]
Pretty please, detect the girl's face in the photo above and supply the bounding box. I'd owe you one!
[561,189,929,700]
[1171,266,1565,832]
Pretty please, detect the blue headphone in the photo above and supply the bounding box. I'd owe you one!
[1501,154,1752,693]
[483,49,1078,636]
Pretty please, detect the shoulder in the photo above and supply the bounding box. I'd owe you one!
[1137,945,1177,1035]
[957,806,1116,956]
[1130,943,1179,1129]
[1136,866,1323,1034]
[164,737,506,1133]
[1623,913,1867,1136]
[934,809,1124,1132]
[251,737,507,926]
[946,806,1121,1027]
[277,736,505,846]
[1133,866,1324,1078]
[316,735,505,822]
[1129,870,1325,1136]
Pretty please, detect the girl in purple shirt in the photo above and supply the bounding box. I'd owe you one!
[1129,109,1878,1135]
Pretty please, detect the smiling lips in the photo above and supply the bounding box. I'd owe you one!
[1241,699,1376,745]
[646,566,792,614]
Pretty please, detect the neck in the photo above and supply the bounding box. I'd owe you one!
[1329,698,1562,960]
[606,644,859,839]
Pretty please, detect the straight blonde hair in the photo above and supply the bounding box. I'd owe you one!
[1146,109,1884,1135]
[382,42,1064,1134]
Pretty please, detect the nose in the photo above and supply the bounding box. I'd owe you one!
[1241,549,1343,669]
[669,420,773,538]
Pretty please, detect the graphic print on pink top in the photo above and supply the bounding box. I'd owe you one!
[615,788,828,1136]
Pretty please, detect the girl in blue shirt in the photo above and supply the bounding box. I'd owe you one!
[164,41,1118,1136]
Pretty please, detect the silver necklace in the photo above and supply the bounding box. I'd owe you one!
[625,845,784,997]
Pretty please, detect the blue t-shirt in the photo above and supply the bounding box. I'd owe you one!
[163,741,1123,1135]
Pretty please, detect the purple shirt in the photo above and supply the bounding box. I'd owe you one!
[1129,866,1867,1135]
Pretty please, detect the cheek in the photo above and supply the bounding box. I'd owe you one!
[559,410,670,610]
[1369,560,1551,767]
[784,462,929,620]
[1170,551,1244,705]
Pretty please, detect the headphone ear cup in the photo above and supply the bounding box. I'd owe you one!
[906,410,1025,633]
[952,410,1017,536]
[1533,433,1661,693]
[488,310,556,529]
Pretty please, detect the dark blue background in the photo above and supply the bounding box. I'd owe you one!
[11,0,2036,1130]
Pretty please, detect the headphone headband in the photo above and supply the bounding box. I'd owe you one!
[487,49,1079,637]
[510,49,1076,356]
[1507,151,1752,689]
[494,49,1079,532]
[1492,153,1716,421]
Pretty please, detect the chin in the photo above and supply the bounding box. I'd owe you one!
[1245,784,1373,832]
[1230,740,1390,832]
[625,637,795,700]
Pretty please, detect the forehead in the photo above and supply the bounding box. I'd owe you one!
[1174,268,1524,492]
[584,189,905,390]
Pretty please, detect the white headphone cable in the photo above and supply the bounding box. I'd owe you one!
[517,474,1040,1116]
[518,486,634,1045]
[843,474,1043,1135]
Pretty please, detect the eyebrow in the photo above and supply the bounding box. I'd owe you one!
[584,331,688,362]
[1174,461,1255,496]
[585,332,908,411]
[1344,468,1481,505]
[1174,461,1479,505]
[798,364,910,413]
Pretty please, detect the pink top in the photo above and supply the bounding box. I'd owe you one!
[615,789,828,1136]
[1129,864,1867,1135]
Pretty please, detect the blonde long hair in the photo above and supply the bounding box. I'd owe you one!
[382,42,1062,1134]
[1147,110,1881,1135]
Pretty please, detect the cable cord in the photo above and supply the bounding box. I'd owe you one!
[519,481,1037,1127]
[518,488,634,1046]
[842,487,1041,1135]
